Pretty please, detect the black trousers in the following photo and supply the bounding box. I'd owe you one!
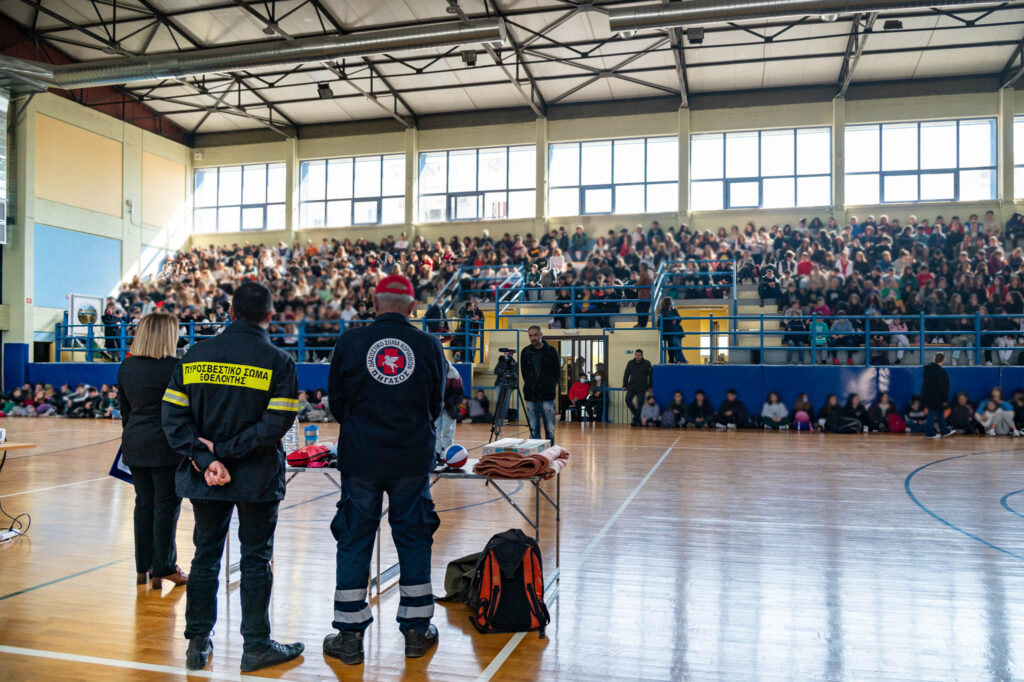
[636,301,651,327]
[131,464,181,576]
[185,499,279,653]
[624,389,645,425]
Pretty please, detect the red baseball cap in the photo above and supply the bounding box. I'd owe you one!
[377,274,415,298]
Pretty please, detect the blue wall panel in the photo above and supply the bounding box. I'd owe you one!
[762,366,878,409]
[945,367,1002,405]
[454,363,472,397]
[296,364,329,392]
[4,344,28,393]
[26,362,119,390]
[33,224,122,309]
[653,364,761,408]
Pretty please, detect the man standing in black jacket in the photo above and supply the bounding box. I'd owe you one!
[921,352,954,439]
[162,281,304,673]
[324,274,446,665]
[520,325,561,444]
[622,349,653,426]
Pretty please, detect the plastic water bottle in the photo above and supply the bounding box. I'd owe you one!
[305,424,319,446]
[283,423,300,452]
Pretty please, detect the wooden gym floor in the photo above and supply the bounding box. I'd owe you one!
[1,420,1024,680]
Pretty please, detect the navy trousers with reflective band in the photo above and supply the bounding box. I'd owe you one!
[331,475,439,634]
[185,499,278,653]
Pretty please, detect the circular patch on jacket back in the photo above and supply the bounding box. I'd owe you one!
[366,338,416,385]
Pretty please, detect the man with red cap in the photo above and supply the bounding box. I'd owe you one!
[323,274,446,665]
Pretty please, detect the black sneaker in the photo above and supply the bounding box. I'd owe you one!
[404,624,439,658]
[185,636,213,670]
[323,631,364,665]
[239,640,305,673]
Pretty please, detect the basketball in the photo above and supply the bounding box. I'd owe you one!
[444,444,468,469]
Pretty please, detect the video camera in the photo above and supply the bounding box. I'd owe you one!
[494,348,518,387]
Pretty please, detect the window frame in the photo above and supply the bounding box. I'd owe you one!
[845,117,997,205]
[1011,115,1024,199]
[192,162,286,233]
[298,153,406,229]
[417,145,536,223]
[688,126,832,211]
[547,136,679,216]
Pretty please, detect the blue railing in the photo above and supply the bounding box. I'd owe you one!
[656,312,1024,366]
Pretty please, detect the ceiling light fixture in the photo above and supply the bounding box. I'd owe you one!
[461,50,478,67]
[317,82,334,99]
[686,27,704,44]
[883,19,903,30]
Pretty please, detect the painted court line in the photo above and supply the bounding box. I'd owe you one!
[474,436,680,682]
[0,644,283,681]
[0,476,110,498]
[0,558,127,602]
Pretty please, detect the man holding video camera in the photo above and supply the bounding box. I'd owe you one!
[520,325,561,445]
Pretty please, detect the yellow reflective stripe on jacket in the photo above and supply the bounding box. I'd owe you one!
[267,397,299,413]
[181,362,273,391]
[162,389,189,407]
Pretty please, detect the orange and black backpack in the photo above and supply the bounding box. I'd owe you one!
[468,529,551,637]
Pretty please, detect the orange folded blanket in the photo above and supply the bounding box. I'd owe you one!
[472,445,569,480]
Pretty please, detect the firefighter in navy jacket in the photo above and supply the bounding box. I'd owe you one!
[323,274,446,665]
[161,281,304,673]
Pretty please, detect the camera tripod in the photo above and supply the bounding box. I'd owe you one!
[489,378,533,444]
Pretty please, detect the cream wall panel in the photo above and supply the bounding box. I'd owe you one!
[846,92,997,124]
[34,113,123,217]
[32,93,123,141]
[690,102,832,133]
[32,306,64,334]
[142,151,187,230]
[548,112,677,142]
[418,122,536,151]
[192,141,289,168]
[33,199,123,240]
[297,132,405,159]
[546,211,680,233]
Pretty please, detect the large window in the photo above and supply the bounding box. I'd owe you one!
[299,154,405,228]
[418,145,535,222]
[1014,116,1024,198]
[548,137,678,216]
[193,163,286,233]
[689,127,830,211]
[845,119,996,205]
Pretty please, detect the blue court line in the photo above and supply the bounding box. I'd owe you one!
[905,451,1024,563]
[1000,490,1024,520]
[0,558,127,601]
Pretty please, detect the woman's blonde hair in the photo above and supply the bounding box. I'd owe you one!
[130,310,178,359]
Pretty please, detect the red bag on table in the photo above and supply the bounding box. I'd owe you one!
[287,444,332,468]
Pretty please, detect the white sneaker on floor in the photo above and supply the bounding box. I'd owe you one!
[1014,430,1021,438]
[726,423,737,430]
[780,425,789,431]
[862,426,869,433]
[763,424,771,430]
[987,428,997,436]
[715,423,726,429]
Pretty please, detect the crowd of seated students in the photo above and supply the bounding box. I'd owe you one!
[0,382,120,419]
[745,211,1024,367]
[637,385,1024,437]
[106,206,1024,368]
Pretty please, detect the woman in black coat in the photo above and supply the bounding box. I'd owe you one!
[117,310,188,589]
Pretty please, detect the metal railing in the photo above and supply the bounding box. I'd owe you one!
[656,312,1024,366]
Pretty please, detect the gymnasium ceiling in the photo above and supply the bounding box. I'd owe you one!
[3,0,1024,139]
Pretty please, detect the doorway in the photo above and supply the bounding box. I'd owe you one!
[547,335,606,421]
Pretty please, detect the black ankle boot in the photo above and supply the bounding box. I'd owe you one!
[239,640,304,672]
[323,631,364,665]
[404,624,438,658]
[186,636,213,670]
